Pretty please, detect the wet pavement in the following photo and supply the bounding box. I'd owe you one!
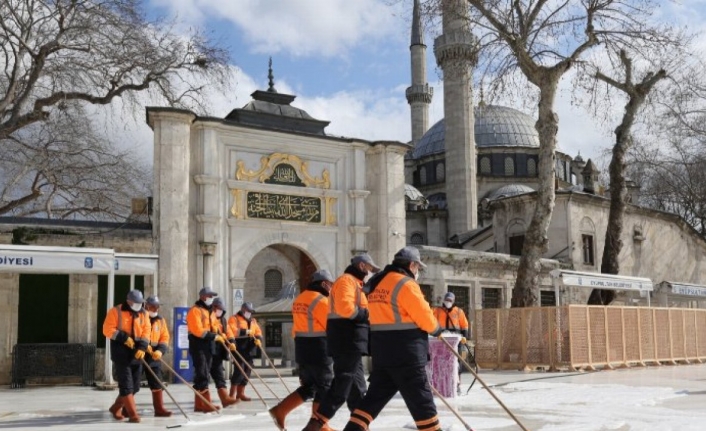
[1,364,706,430]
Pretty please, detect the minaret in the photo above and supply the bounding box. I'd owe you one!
[406,0,433,147]
[434,0,478,235]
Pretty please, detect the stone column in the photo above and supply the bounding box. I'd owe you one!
[147,109,195,311]
[366,141,410,264]
[200,242,216,290]
[435,0,478,236]
[68,274,98,344]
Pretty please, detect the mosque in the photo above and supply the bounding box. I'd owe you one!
[1,0,706,382]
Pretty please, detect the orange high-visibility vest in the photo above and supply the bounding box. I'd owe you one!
[328,273,367,320]
[367,273,439,334]
[292,290,329,338]
[103,306,151,345]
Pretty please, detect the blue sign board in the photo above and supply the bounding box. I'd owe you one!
[172,306,194,383]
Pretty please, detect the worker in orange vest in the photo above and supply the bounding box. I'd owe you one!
[432,291,470,394]
[227,301,263,401]
[269,269,336,431]
[186,287,225,412]
[211,297,239,407]
[341,246,444,431]
[103,289,151,423]
[303,253,380,431]
[143,296,172,417]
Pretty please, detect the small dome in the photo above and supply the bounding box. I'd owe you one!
[486,184,535,200]
[241,100,316,120]
[412,105,540,159]
[405,184,425,202]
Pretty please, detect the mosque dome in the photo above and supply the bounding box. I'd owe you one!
[486,184,535,200]
[405,183,425,202]
[411,105,540,159]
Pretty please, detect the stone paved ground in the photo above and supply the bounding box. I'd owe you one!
[2,364,706,430]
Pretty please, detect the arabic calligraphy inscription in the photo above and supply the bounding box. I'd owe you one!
[246,192,322,223]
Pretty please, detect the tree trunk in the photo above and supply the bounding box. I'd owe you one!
[512,82,558,307]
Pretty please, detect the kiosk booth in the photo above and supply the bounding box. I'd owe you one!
[549,269,653,306]
[655,281,706,308]
[0,244,158,386]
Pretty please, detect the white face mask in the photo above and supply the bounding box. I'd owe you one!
[243,311,252,319]
[148,311,158,318]
[215,309,224,318]
[130,302,142,312]
[204,297,214,306]
[444,301,453,309]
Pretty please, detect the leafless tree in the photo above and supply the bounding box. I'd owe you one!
[422,0,670,306]
[0,0,230,218]
[0,103,150,219]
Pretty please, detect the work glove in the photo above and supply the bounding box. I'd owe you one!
[214,334,225,344]
[151,350,163,361]
[460,337,467,345]
[134,350,146,360]
[147,345,153,354]
[254,339,262,347]
[228,343,237,352]
[124,337,135,349]
[430,326,444,338]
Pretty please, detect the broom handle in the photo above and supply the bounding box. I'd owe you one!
[159,358,221,414]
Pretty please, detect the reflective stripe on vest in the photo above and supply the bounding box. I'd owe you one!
[370,276,418,332]
[329,276,362,320]
[196,307,211,338]
[113,306,149,342]
[296,293,326,337]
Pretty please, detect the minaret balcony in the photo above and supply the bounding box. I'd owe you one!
[405,84,433,104]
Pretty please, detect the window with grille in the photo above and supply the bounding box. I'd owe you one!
[556,159,566,180]
[504,157,515,176]
[582,234,595,265]
[480,157,491,174]
[264,269,283,298]
[420,166,427,185]
[540,290,556,306]
[527,158,537,176]
[482,288,501,309]
[420,284,433,305]
[448,285,470,318]
[265,321,282,348]
[410,232,425,245]
[436,162,445,182]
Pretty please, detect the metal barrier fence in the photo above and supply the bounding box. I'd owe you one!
[475,306,706,370]
[11,343,96,388]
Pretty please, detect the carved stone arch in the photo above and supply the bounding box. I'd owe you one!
[230,231,332,281]
[506,218,526,236]
[580,216,596,233]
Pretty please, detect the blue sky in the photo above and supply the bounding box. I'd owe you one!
[138,0,706,165]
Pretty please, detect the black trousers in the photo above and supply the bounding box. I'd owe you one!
[144,360,164,391]
[230,353,253,386]
[191,349,213,391]
[296,362,334,403]
[316,352,367,421]
[210,357,227,389]
[115,360,142,397]
[342,365,439,431]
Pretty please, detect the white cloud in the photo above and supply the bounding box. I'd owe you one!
[148,0,406,57]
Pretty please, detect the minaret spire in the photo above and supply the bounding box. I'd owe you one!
[406,0,433,147]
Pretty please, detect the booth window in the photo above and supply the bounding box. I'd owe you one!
[582,235,595,265]
[482,288,501,309]
[265,322,282,348]
[19,274,69,344]
[540,290,556,306]
[264,269,283,299]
